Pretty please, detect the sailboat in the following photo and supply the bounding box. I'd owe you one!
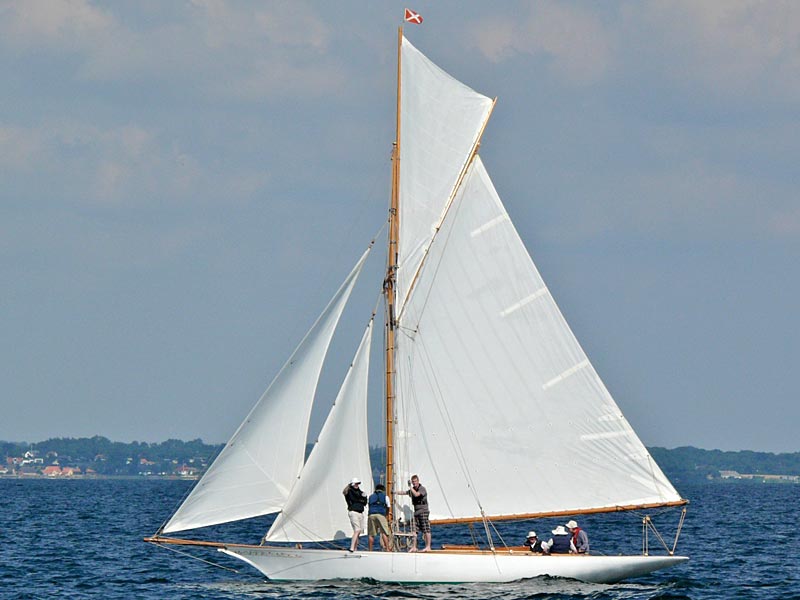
[146,28,689,584]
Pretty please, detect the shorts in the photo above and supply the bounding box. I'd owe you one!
[413,511,431,534]
[368,513,390,536]
[348,510,365,532]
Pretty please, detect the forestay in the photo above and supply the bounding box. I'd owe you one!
[394,157,681,522]
[162,250,370,533]
[266,321,374,543]
[397,37,494,313]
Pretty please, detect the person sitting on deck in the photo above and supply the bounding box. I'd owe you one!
[565,519,589,554]
[542,525,575,554]
[525,531,543,553]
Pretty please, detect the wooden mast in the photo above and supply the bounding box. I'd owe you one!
[384,25,402,521]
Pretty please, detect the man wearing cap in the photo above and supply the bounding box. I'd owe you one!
[525,531,544,553]
[566,519,589,554]
[343,477,367,552]
[367,483,392,551]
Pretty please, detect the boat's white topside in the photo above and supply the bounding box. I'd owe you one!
[219,544,688,584]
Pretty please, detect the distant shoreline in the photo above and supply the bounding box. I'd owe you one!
[4,438,799,485]
[0,474,198,481]
[1,474,797,485]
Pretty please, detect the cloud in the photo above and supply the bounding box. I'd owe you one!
[0,0,112,51]
[192,0,330,51]
[0,0,344,101]
[0,119,270,207]
[469,1,614,86]
[466,1,800,100]
[629,0,800,100]
[0,125,44,170]
[769,208,800,236]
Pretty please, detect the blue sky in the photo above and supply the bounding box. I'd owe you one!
[1,1,798,452]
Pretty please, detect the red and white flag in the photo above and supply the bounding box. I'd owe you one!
[404,8,423,24]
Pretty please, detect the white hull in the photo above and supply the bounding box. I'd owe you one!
[220,545,687,584]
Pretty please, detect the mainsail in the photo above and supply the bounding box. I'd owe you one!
[266,320,374,543]
[394,155,682,522]
[162,250,370,533]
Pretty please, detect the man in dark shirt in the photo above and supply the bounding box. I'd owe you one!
[525,531,543,553]
[343,477,367,552]
[367,483,391,551]
[407,474,431,552]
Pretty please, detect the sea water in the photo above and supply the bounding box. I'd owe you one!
[1,480,797,599]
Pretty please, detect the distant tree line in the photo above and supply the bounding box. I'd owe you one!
[2,437,798,482]
[649,446,800,484]
[1,436,224,476]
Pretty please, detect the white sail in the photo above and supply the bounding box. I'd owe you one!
[266,320,374,543]
[162,250,369,534]
[394,157,681,522]
[397,37,494,312]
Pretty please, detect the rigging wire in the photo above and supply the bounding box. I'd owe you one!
[416,332,485,511]
[150,541,240,573]
[395,325,501,550]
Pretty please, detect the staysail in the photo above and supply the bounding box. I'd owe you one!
[394,155,682,523]
[266,320,374,543]
[162,250,370,534]
[396,37,494,313]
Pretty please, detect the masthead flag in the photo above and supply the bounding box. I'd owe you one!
[404,8,423,24]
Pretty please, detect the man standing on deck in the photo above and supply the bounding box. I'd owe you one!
[367,483,392,551]
[406,474,431,552]
[343,477,367,552]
